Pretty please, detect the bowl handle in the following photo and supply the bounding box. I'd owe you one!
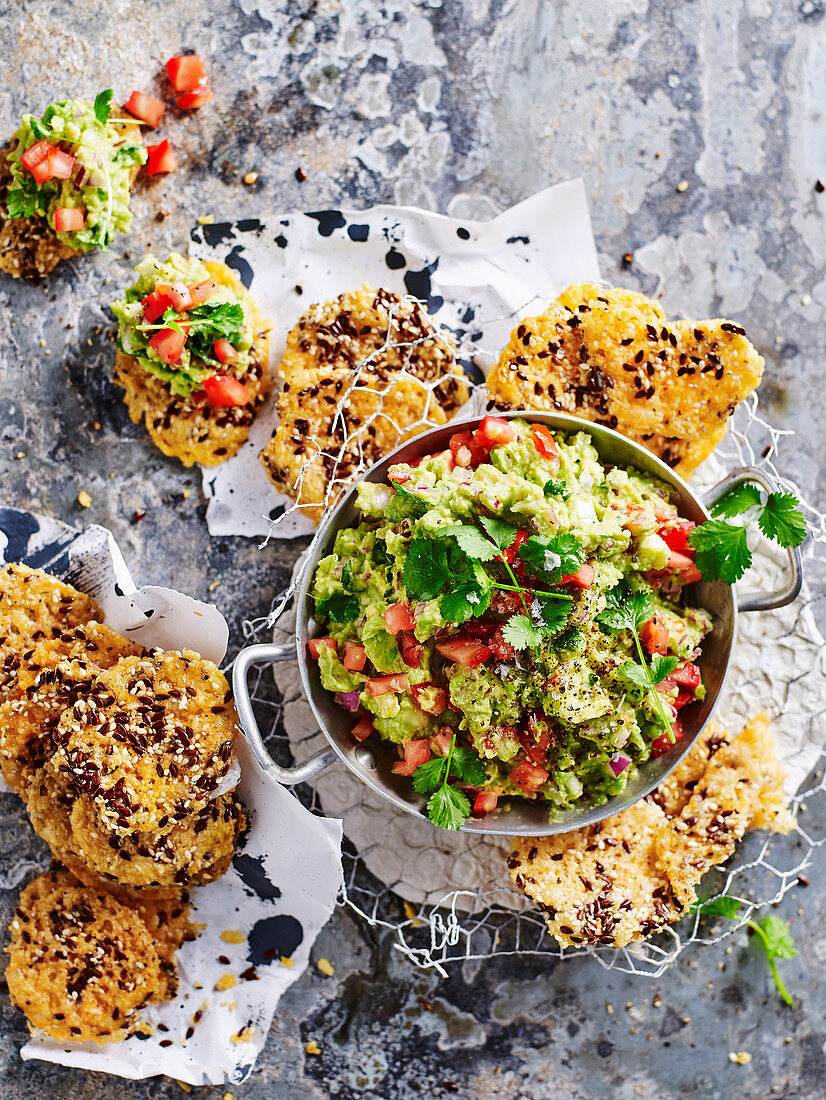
[703,466,803,612]
[232,642,338,785]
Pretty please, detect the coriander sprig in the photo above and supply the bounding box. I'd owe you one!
[597,585,678,743]
[692,896,798,1005]
[689,485,806,584]
[411,732,487,830]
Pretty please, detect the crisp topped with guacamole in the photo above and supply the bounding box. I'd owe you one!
[4,90,146,252]
[309,416,713,830]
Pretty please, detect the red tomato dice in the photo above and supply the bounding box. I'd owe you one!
[30,157,55,183]
[149,327,187,364]
[473,789,500,815]
[398,631,423,668]
[475,415,515,449]
[47,148,75,179]
[213,338,238,364]
[391,738,431,776]
[670,662,701,690]
[53,207,85,232]
[488,625,515,661]
[141,289,172,323]
[351,717,373,743]
[203,374,251,406]
[559,562,595,588]
[156,281,194,312]
[532,424,560,462]
[640,613,670,656]
[366,673,410,697]
[410,683,449,715]
[166,54,209,91]
[124,91,166,128]
[177,84,214,109]
[308,637,337,658]
[20,140,50,171]
[666,550,702,585]
[145,139,177,175]
[510,761,549,793]
[449,431,486,468]
[342,642,366,672]
[189,279,218,306]
[674,690,693,710]
[429,727,453,757]
[499,529,529,565]
[519,714,551,767]
[651,718,685,758]
[384,602,415,635]
[435,638,492,667]
[660,519,696,556]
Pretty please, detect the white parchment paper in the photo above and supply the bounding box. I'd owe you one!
[0,508,343,1085]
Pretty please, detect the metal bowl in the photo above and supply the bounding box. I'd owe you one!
[233,412,802,836]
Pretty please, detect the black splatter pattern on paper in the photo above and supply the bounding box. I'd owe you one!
[234,852,282,901]
[306,211,347,237]
[247,915,304,965]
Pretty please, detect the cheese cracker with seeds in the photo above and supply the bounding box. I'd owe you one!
[5,869,164,1043]
[48,649,238,839]
[259,287,468,524]
[486,284,764,475]
[0,563,101,662]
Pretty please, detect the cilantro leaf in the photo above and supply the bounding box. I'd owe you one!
[758,492,807,549]
[519,534,585,582]
[340,560,356,592]
[619,654,678,692]
[689,520,752,584]
[441,581,490,624]
[711,483,762,518]
[598,585,654,632]
[749,914,797,1006]
[543,478,569,498]
[314,593,359,623]
[427,784,471,830]
[386,486,428,522]
[538,595,573,633]
[619,662,654,690]
[691,895,743,920]
[439,524,500,562]
[93,89,114,124]
[479,515,518,550]
[411,757,447,795]
[649,653,679,684]
[403,539,451,601]
[502,613,543,650]
[372,539,392,566]
[450,744,487,787]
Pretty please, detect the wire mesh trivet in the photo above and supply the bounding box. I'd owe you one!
[238,299,826,976]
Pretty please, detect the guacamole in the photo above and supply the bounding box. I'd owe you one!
[309,416,712,826]
[110,253,256,398]
[4,93,146,251]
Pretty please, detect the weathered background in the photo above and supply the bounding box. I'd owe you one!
[1,0,826,1097]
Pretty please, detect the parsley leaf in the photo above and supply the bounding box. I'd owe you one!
[689,520,751,584]
[386,486,428,522]
[479,515,518,550]
[711,483,763,518]
[439,524,500,562]
[502,613,544,650]
[411,731,485,830]
[519,533,585,583]
[758,492,808,548]
[441,582,490,623]
[402,539,451,600]
[93,89,114,124]
[314,593,359,623]
[427,784,471,830]
[544,477,569,498]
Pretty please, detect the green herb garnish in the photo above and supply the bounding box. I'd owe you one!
[138,301,246,365]
[692,896,798,1005]
[314,593,359,623]
[543,477,569,498]
[93,89,114,125]
[412,731,487,830]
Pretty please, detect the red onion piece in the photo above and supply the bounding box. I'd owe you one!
[335,690,360,712]
[608,752,631,777]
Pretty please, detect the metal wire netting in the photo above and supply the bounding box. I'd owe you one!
[240,297,826,976]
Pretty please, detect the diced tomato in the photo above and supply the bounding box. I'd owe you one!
[660,518,696,556]
[624,504,653,534]
[384,602,415,635]
[475,415,515,449]
[510,761,549,793]
[189,279,218,306]
[47,148,74,179]
[149,327,187,364]
[666,550,701,585]
[177,84,214,109]
[674,691,693,710]
[20,140,50,171]
[391,738,431,776]
[366,673,410,697]
[30,157,55,183]
[203,374,251,406]
[670,662,701,690]
[166,54,209,92]
[435,638,492,668]
[398,631,423,668]
[499,528,530,565]
[651,718,685,758]
[410,683,449,715]
[449,431,486,468]
[53,207,84,232]
[489,590,523,617]
[532,424,560,462]
[157,281,194,311]
[141,289,172,323]
[640,613,670,656]
[308,637,337,658]
[342,642,366,672]
[213,338,238,364]
[519,713,551,767]
[488,625,515,661]
[429,727,453,757]
[351,717,373,742]
[559,562,595,588]
[473,789,500,815]
[463,619,497,640]
[145,139,177,175]
[124,90,166,128]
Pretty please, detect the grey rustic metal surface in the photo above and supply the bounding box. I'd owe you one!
[1,1,825,1097]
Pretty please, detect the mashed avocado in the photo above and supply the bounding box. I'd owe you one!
[110,253,255,397]
[5,94,146,251]
[310,418,713,822]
